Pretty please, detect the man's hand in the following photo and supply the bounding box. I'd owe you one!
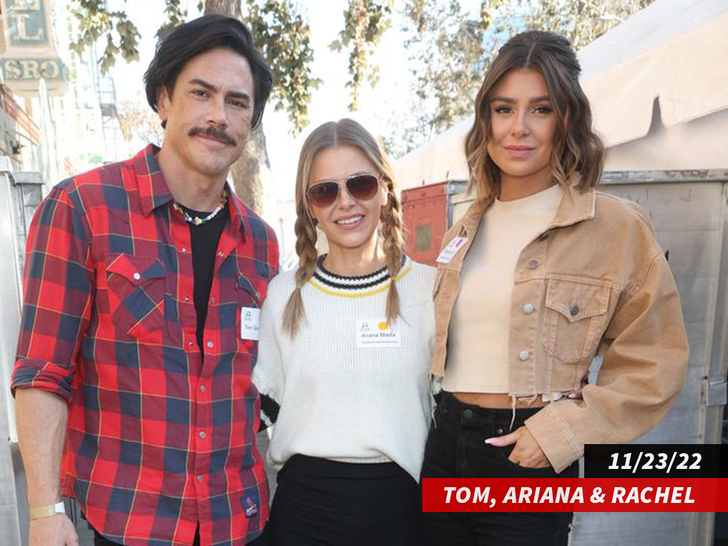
[29,514,78,546]
[486,426,551,469]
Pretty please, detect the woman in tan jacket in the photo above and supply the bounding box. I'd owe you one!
[420,30,689,545]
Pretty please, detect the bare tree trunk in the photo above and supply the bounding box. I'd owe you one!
[230,126,268,214]
[205,0,267,216]
[205,0,241,18]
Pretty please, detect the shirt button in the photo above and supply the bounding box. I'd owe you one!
[184,296,190,302]
[181,248,188,253]
[188,340,194,347]
[132,272,141,281]
[570,305,580,316]
[463,409,473,419]
[206,341,214,349]
[199,385,206,393]
[196,475,203,482]
[496,428,505,435]
[210,297,216,304]
[199,431,206,439]
[217,251,224,258]
[519,350,531,361]
[527,259,539,270]
[523,303,535,315]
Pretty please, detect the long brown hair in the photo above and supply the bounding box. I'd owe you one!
[466,30,605,205]
[282,118,403,337]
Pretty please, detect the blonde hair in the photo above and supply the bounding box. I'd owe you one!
[282,118,403,337]
[466,31,605,205]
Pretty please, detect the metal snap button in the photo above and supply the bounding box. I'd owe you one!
[570,305,580,316]
[496,428,504,435]
[527,259,539,270]
[463,409,474,419]
[132,272,141,281]
[519,350,531,361]
[523,303,535,315]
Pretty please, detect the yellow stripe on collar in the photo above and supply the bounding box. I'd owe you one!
[308,261,413,298]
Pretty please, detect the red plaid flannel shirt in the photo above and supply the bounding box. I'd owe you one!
[12,145,279,545]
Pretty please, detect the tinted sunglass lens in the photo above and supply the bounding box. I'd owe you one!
[308,182,339,207]
[346,175,379,201]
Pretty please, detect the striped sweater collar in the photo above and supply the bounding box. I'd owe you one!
[310,255,411,296]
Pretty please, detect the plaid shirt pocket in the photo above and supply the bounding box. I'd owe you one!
[105,253,167,340]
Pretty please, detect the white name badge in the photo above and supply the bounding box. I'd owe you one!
[356,319,401,349]
[241,307,261,341]
[436,236,468,264]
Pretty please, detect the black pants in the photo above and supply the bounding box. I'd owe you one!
[420,392,579,546]
[267,454,420,545]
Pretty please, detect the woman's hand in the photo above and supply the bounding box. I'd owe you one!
[486,426,551,469]
[567,370,590,400]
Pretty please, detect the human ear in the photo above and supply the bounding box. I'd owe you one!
[306,205,319,226]
[157,87,171,127]
[379,180,390,208]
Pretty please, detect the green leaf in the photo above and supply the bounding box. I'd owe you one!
[333,0,393,111]
[243,0,319,133]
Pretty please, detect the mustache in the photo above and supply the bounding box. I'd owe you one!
[188,126,237,146]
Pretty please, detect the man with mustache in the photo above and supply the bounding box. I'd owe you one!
[11,15,278,546]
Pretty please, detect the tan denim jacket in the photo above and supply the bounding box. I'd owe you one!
[431,185,689,473]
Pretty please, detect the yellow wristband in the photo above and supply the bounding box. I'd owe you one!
[28,501,65,520]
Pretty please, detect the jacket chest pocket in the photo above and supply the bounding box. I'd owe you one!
[105,254,166,340]
[541,277,611,365]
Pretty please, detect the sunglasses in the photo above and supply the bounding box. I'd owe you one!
[306,174,381,208]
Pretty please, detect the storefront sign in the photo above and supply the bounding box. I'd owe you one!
[4,0,49,47]
[1,57,66,80]
[1,0,67,93]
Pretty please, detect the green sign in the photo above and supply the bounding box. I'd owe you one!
[5,0,49,47]
[1,57,66,81]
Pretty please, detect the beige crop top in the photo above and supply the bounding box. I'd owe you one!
[442,184,562,393]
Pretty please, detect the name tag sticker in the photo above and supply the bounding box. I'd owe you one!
[356,319,401,349]
[436,236,468,264]
[241,307,261,340]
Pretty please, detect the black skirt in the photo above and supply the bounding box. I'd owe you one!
[266,454,421,546]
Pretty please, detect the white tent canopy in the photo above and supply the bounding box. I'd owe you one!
[395,0,728,187]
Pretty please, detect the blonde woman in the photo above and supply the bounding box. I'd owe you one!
[421,31,688,545]
[253,119,435,545]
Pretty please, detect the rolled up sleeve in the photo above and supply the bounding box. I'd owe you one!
[525,250,689,473]
[12,185,94,402]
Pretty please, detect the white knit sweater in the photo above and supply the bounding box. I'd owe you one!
[252,256,436,482]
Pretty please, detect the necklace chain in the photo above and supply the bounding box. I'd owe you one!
[173,190,228,226]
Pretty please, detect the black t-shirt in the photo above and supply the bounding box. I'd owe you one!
[178,204,230,355]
